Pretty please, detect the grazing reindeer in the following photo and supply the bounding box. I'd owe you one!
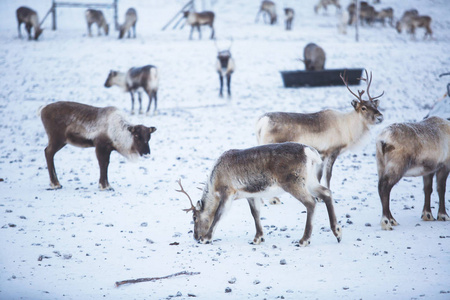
[104,65,159,115]
[215,40,235,98]
[256,70,384,205]
[119,8,137,39]
[396,14,433,40]
[300,43,326,71]
[255,1,277,25]
[374,8,394,27]
[183,11,215,40]
[177,142,342,246]
[16,6,43,40]
[85,9,109,37]
[377,116,450,230]
[40,101,157,190]
[314,0,341,14]
[284,8,295,30]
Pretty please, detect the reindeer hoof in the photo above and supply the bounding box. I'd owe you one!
[48,183,62,190]
[270,197,281,205]
[251,236,265,245]
[380,217,398,230]
[421,212,435,221]
[298,239,311,247]
[334,225,342,242]
[99,184,114,191]
[437,213,450,221]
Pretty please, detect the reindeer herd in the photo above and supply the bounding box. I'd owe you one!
[14,2,449,247]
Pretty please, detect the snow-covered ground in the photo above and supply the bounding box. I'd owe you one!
[1,0,449,299]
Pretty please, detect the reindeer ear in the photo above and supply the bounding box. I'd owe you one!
[372,99,380,108]
[149,127,157,134]
[351,99,359,109]
[128,126,136,134]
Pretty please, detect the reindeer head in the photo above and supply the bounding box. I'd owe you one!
[104,70,118,87]
[35,28,44,40]
[340,70,384,125]
[129,125,156,157]
[177,180,214,243]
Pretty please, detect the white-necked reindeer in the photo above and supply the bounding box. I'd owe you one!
[396,12,432,40]
[183,11,215,40]
[177,142,342,246]
[104,65,159,115]
[256,70,384,204]
[119,8,137,39]
[16,6,43,40]
[255,1,277,25]
[85,9,109,37]
[215,40,235,98]
[376,116,450,230]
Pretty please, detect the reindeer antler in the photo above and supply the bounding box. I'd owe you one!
[340,70,365,102]
[361,70,384,101]
[176,179,196,213]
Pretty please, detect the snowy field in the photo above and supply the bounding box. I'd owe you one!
[1,0,450,299]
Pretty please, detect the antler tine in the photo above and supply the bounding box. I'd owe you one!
[364,69,385,101]
[176,179,196,213]
[340,71,363,102]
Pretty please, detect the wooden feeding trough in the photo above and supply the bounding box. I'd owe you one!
[280,68,364,88]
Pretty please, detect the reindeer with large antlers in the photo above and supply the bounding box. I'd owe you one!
[177,142,342,246]
[256,70,384,203]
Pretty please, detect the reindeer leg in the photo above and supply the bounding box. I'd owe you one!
[44,140,66,189]
[18,22,23,38]
[137,91,143,114]
[422,173,435,221]
[218,72,224,97]
[312,184,342,243]
[197,25,202,40]
[145,89,152,116]
[95,142,113,191]
[436,167,450,221]
[247,197,264,244]
[189,25,194,40]
[210,25,214,40]
[26,23,32,40]
[226,73,232,98]
[324,148,341,188]
[153,90,158,115]
[87,22,92,37]
[129,91,135,115]
[378,172,403,230]
[133,24,136,38]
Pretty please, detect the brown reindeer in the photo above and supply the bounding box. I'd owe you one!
[374,8,394,27]
[183,11,215,40]
[255,1,277,25]
[177,142,342,246]
[85,9,109,37]
[300,43,326,71]
[104,65,159,115]
[284,8,295,30]
[396,13,432,40]
[377,116,450,230]
[16,6,43,40]
[256,70,384,205]
[40,101,157,190]
[119,8,137,39]
[215,40,235,98]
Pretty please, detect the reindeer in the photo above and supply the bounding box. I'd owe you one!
[215,40,235,98]
[119,8,137,39]
[396,13,432,40]
[183,11,215,40]
[255,1,277,25]
[300,43,326,71]
[314,0,341,14]
[376,117,450,230]
[256,70,384,205]
[16,6,43,40]
[374,8,394,27]
[104,65,159,115]
[39,101,157,190]
[177,142,342,246]
[85,9,109,37]
[284,8,295,30]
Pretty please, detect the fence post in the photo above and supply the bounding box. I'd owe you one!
[52,0,57,30]
[114,0,118,30]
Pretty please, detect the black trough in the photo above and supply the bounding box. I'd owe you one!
[280,68,364,88]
